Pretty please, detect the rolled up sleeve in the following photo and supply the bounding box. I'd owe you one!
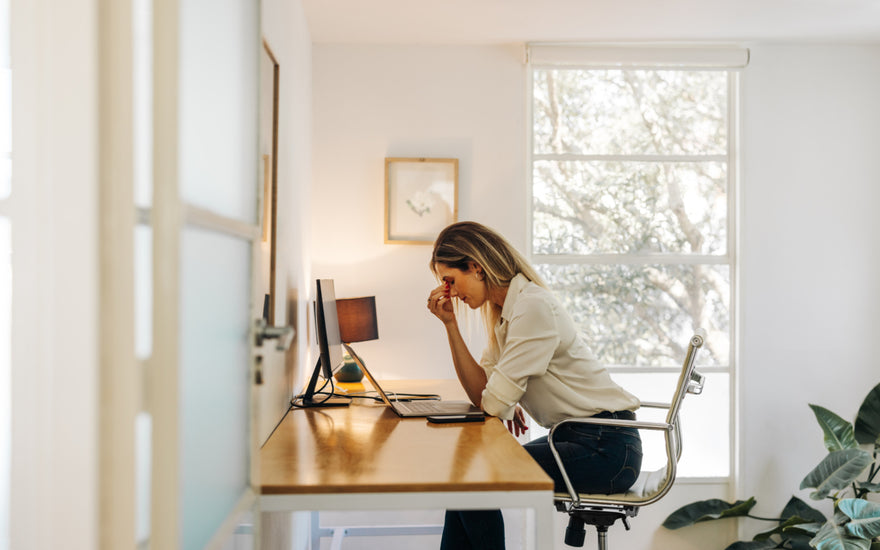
[481,369,525,419]
[481,296,559,420]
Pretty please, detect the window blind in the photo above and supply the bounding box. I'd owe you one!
[526,44,750,69]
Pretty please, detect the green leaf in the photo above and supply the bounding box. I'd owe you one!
[854,383,880,446]
[839,498,880,539]
[663,497,757,529]
[785,532,817,550]
[800,449,873,499]
[811,404,859,452]
[783,521,825,536]
[754,516,816,540]
[811,517,871,550]
[725,541,778,550]
[782,496,828,524]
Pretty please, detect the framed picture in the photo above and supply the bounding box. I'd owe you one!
[260,39,280,323]
[384,157,458,244]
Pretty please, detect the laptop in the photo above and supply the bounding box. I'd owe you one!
[343,343,485,418]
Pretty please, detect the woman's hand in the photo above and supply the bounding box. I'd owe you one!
[506,406,529,438]
[427,283,456,325]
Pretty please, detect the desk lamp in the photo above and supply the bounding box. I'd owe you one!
[335,296,378,382]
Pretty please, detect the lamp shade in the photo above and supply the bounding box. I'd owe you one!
[336,296,379,343]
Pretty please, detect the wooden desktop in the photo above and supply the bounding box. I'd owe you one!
[259,379,554,548]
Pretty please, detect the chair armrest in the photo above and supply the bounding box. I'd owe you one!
[640,401,671,409]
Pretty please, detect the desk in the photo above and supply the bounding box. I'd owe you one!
[260,380,554,549]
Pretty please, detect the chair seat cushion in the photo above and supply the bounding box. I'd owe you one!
[554,467,670,504]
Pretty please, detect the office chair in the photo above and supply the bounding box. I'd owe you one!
[549,329,706,549]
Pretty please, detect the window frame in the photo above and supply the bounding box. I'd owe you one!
[524,45,742,482]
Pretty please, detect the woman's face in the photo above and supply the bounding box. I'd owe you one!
[435,262,487,309]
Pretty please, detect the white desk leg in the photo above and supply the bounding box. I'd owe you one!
[310,511,321,550]
[533,503,554,550]
[329,527,346,550]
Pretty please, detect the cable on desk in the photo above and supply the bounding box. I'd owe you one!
[290,378,442,408]
[290,376,348,409]
[336,388,442,401]
[318,392,383,403]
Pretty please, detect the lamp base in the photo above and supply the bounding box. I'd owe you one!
[335,358,364,383]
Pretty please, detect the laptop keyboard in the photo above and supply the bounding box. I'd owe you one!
[396,400,443,414]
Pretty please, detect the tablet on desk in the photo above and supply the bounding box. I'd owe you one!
[427,414,486,424]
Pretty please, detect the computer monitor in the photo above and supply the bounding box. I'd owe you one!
[301,279,350,407]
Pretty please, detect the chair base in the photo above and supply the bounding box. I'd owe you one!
[557,503,637,549]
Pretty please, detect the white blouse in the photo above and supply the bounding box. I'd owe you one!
[479,273,640,427]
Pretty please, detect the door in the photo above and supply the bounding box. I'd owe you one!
[5,0,265,546]
[147,0,262,548]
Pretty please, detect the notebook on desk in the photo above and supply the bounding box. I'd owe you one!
[344,343,485,418]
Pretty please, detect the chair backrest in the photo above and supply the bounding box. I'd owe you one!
[665,329,706,426]
[639,329,706,504]
[553,329,707,507]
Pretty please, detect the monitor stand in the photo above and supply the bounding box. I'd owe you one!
[298,358,351,408]
[301,396,351,407]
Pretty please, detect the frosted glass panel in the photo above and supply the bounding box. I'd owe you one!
[134,226,152,359]
[0,69,8,156]
[0,218,9,550]
[1,68,10,200]
[134,224,152,545]
[180,227,251,550]
[135,412,151,545]
[0,0,7,68]
[179,0,258,222]
[0,158,8,203]
[132,0,152,209]
[2,4,10,546]
[613,372,730,477]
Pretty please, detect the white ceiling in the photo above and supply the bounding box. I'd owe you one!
[302,0,880,44]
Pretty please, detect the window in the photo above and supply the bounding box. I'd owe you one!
[527,46,745,478]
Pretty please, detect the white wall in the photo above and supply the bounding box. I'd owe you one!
[739,43,880,534]
[309,44,736,549]
[310,44,527,381]
[260,0,313,548]
[259,0,313,445]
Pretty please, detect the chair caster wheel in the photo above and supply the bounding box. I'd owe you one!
[564,516,586,547]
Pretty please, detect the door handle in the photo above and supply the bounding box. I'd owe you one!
[254,318,295,351]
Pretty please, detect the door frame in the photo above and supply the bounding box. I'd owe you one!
[10,0,102,548]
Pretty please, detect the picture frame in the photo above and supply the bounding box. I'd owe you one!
[384,157,458,244]
[260,39,280,323]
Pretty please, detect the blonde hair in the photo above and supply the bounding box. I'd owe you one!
[430,221,546,352]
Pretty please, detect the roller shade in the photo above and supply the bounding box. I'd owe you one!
[526,44,750,69]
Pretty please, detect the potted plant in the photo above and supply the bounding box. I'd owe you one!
[663,383,880,549]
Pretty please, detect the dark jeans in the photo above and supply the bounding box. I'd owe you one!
[439,411,643,550]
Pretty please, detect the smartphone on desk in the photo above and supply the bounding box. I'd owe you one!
[427,414,485,424]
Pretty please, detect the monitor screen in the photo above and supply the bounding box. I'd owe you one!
[302,279,346,405]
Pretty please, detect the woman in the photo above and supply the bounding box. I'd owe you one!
[426,221,642,550]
